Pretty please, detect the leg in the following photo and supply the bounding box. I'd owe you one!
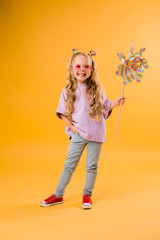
[83,141,102,196]
[55,133,87,197]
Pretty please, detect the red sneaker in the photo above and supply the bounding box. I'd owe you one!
[40,194,63,207]
[82,195,92,209]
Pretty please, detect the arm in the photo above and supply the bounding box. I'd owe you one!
[60,114,79,133]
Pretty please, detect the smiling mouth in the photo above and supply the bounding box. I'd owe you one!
[78,73,86,76]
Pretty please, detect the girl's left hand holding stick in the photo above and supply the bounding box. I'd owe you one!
[110,96,125,110]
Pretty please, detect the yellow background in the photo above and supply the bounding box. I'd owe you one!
[0,0,160,239]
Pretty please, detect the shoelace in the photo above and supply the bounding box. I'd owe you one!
[83,195,91,202]
[46,194,55,201]
[84,196,88,199]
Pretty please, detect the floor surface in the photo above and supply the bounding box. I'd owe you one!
[0,144,160,240]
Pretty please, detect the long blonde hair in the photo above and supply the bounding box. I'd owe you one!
[64,49,108,123]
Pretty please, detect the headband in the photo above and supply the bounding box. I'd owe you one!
[72,48,97,57]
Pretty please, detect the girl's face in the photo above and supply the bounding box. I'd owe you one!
[71,55,92,84]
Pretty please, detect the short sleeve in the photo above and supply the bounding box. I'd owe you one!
[56,87,67,119]
[102,91,113,120]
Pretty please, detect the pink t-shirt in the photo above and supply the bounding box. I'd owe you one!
[56,83,112,142]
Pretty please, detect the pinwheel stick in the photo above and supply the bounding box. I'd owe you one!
[114,85,125,145]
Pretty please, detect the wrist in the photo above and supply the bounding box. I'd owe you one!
[69,124,74,130]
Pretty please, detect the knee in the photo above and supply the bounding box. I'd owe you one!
[64,164,76,174]
[86,163,98,173]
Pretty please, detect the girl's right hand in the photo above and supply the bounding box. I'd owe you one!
[60,114,79,133]
[70,125,79,134]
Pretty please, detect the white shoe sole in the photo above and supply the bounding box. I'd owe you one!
[40,201,63,207]
[82,203,92,209]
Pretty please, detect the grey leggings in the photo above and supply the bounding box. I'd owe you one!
[55,133,102,197]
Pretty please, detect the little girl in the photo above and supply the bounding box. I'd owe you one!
[40,49,125,209]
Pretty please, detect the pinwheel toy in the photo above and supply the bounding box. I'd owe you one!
[114,43,149,144]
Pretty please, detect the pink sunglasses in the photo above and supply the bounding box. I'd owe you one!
[72,64,92,71]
